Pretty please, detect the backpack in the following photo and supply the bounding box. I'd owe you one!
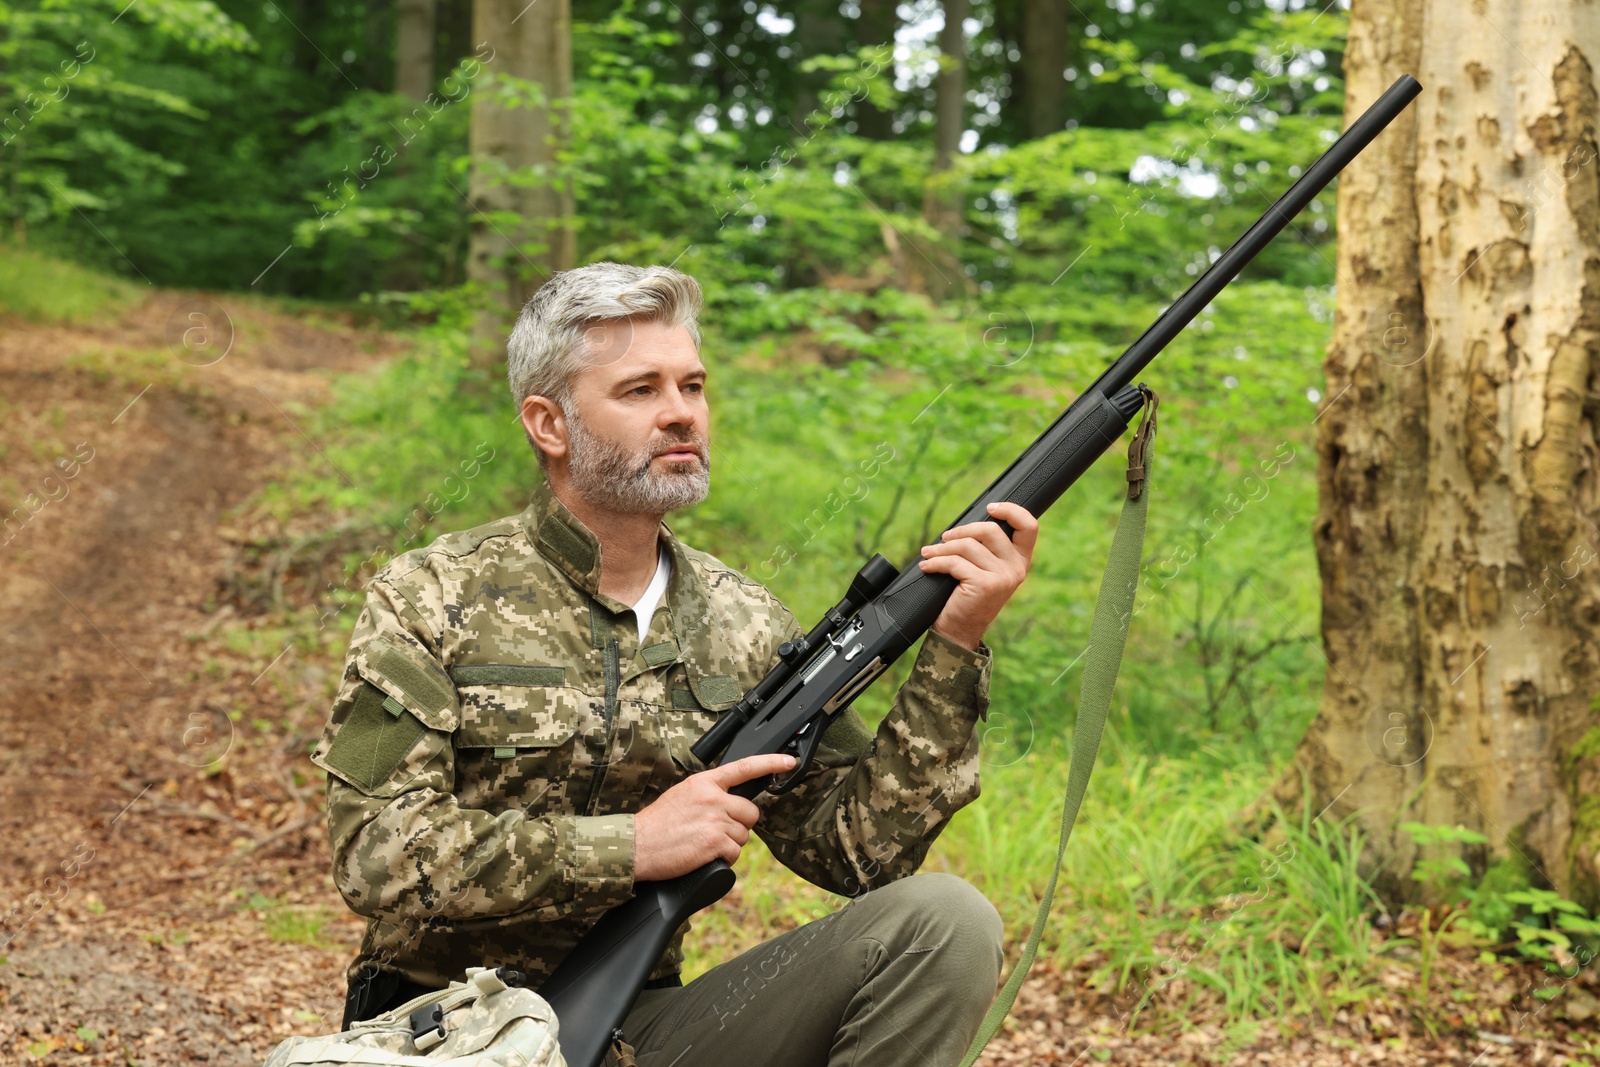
[264,967,567,1067]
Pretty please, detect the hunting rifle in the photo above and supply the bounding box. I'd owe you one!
[540,73,1424,1067]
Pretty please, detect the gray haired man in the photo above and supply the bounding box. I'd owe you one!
[316,262,1039,1064]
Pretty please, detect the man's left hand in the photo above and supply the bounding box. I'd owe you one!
[917,501,1039,652]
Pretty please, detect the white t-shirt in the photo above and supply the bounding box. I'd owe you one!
[629,545,672,644]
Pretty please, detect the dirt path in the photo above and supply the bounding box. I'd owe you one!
[0,292,402,1064]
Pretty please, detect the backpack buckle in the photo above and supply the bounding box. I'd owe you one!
[409,1003,445,1052]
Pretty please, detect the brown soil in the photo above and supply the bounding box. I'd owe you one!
[0,292,1591,1066]
[0,291,400,1064]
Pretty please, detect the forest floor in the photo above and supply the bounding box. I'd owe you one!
[0,291,1594,1066]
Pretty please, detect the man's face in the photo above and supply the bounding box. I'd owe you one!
[555,317,711,515]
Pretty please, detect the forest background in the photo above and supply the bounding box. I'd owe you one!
[3,0,1598,1064]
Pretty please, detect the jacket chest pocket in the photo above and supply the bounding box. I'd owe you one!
[452,673,587,813]
[654,667,745,777]
[656,701,720,777]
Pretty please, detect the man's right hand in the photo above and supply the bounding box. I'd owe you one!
[633,753,797,881]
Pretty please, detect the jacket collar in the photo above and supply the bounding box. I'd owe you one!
[520,479,743,704]
[522,478,697,615]
[523,478,603,596]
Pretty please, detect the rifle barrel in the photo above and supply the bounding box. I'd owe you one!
[1092,74,1422,399]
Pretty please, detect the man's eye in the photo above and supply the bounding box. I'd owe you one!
[685,382,705,394]
[630,385,652,396]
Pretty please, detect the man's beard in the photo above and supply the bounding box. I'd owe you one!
[565,408,711,515]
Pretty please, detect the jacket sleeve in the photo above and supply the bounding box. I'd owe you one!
[751,597,993,897]
[313,564,635,926]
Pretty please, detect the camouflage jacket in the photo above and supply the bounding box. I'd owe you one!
[313,479,994,989]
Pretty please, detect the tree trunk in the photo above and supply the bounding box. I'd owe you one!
[436,0,475,82]
[1017,0,1067,139]
[396,0,437,100]
[293,0,324,78]
[922,0,969,303]
[365,0,396,90]
[1281,0,1600,906]
[855,0,897,139]
[929,0,966,171]
[467,0,576,373]
[793,0,848,131]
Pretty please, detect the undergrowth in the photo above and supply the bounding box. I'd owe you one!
[0,242,146,325]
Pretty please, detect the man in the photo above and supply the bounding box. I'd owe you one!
[313,261,1041,1065]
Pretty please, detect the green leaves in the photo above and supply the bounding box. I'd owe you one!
[115,0,253,54]
[1399,825,1600,966]
[1400,822,1492,847]
[1503,888,1589,917]
[1400,822,1492,904]
[0,0,252,266]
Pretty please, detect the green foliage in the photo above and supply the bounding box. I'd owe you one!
[1401,821,1492,902]
[949,753,1386,1028]
[1469,854,1538,941]
[1399,822,1600,970]
[3,0,1347,309]
[256,323,526,558]
[245,892,340,948]
[1502,890,1600,965]
[0,0,252,260]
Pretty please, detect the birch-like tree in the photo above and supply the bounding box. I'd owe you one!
[1283,0,1600,903]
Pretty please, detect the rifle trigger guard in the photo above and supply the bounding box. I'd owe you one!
[768,718,827,795]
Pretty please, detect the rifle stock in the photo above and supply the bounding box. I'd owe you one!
[536,862,735,1066]
[542,74,1423,1067]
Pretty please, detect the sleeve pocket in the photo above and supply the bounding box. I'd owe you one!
[354,631,459,732]
[317,681,429,793]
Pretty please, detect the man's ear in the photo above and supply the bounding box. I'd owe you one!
[521,396,568,460]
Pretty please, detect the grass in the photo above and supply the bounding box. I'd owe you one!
[60,344,232,401]
[245,326,513,535]
[0,243,146,325]
[246,893,342,949]
[680,744,1394,1032]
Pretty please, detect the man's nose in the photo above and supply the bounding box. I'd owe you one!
[658,386,699,428]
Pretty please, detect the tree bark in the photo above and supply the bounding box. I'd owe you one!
[1017,0,1068,139]
[855,0,897,139]
[930,0,967,171]
[436,0,476,82]
[467,0,576,373]
[1282,0,1600,906]
[922,0,969,302]
[793,0,848,131]
[396,0,438,100]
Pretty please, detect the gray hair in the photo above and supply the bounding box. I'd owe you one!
[506,262,704,430]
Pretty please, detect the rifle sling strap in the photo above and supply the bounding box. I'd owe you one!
[959,386,1158,1066]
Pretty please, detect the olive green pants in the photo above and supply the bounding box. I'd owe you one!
[612,873,1004,1067]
